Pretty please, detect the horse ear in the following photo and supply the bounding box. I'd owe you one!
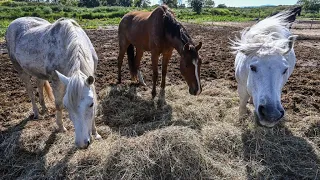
[86,76,95,85]
[196,42,202,51]
[183,43,191,52]
[55,70,70,86]
[284,35,298,54]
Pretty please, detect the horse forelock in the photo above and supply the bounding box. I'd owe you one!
[65,71,96,111]
[231,11,294,57]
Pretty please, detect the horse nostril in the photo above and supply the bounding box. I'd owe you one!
[85,139,91,148]
[279,110,285,120]
[258,105,266,117]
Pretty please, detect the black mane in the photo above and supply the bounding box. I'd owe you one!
[162,7,193,45]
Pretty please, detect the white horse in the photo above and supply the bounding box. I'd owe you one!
[232,12,298,127]
[6,17,101,148]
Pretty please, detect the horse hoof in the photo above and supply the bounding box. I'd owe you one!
[140,82,147,86]
[40,108,48,115]
[94,134,102,140]
[31,114,39,120]
[58,127,67,132]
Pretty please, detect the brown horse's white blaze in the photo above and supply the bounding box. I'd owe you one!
[193,59,201,95]
[117,5,203,98]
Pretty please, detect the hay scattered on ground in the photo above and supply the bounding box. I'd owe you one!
[1,80,320,179]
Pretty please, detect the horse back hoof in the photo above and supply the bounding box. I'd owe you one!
[140,82,147,86]
[58,127,67,133]
[94,133,102,140]
[30,113,39,120]
[151,93,156,99]
[40,108,48,115]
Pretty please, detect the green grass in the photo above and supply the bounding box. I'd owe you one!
[0,1,319,39]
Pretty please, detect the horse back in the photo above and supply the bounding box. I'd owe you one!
[6,17,96,79]
[119,6,167,51]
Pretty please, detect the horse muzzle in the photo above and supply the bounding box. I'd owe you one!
[255,103,285,128]
[189,86,202,96]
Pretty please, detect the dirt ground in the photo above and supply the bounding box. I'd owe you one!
[0,22,319,179]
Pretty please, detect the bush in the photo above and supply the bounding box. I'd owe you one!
[190,0,203,14]
[31,7,43,17]
[42,6,52,14]
[51,5,63,12]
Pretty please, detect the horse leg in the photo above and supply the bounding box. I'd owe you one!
[20,73,40,119]
[51,81,67,132]
[151,52,160,99]
[37,79,47,114]
[161,50,173,90]
[135,48,146,86]
[117,44,128,84]
[92,119,101,140]
[238,84,250,118]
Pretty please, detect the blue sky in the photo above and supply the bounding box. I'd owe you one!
[151,0,297,7]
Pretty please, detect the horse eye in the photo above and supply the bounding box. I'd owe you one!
[89,103,94,107]
[250,65,257,72]
[283,68,288,75]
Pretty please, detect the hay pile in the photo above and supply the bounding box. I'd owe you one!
[1,79,320,179]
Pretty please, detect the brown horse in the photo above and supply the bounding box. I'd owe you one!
[117,5,202,98]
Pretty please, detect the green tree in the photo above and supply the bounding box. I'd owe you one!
[101,0,117,6]
[217,3,226,8]
[134,0,150,7]
[118,0,132,6]
[79,0,100,7]
[190,0,203,14]
[142,0,150,7]
[204,0,214,7]
[297,0,320,12]
[161,0,178,8]
[134,0,142,7]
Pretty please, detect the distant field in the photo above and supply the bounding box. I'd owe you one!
[1,1,319,39]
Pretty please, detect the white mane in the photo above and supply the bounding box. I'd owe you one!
[53,18,94,77]
[231,12,293,56]
[53,18,96,111]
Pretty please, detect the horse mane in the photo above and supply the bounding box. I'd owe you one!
[52,18,96,111]
[231,11,294,56]
[162,5,193,45]
[52,18,94,77]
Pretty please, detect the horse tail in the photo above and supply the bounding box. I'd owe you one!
[127,44,136,75]
[43,81,54,102]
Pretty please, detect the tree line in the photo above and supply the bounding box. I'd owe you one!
[12,0,225,14]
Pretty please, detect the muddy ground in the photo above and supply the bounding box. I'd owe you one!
[0,22,319,143]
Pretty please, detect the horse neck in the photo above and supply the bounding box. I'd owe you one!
[66,45,93,78]
[166,34,191,55]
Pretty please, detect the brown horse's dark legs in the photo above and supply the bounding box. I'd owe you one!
[117,48,126,84]
[151,52,160,98]
[160,51,172,89]
[132,48,144,83]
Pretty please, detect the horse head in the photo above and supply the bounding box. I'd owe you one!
[245,36,297,127]
[180,42,202,95]
[56,70,96,148]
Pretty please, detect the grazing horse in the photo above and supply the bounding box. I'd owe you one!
[6,17,101,148]
[117,5,202,98]
[232,12,298,127]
